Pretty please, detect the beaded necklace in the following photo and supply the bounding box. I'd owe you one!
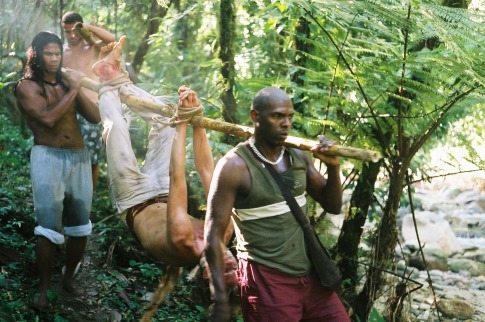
[44,80,59,86]
[249,139,285,165]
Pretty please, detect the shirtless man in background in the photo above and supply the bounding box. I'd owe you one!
[61,11,115,189]
[15,31,100,312]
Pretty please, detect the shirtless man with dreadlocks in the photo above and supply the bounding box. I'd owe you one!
[15,31,100,312]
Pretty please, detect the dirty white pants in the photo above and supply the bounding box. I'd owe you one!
[98,85,175,214]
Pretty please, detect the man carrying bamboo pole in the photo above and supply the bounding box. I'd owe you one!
[16,31,100,312]
[89,36,236,282]
[61,11,116,191]
[204,87,350,321]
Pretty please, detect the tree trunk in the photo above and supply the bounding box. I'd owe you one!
[441,0,467,8]
[131,0,172,75]
[352,163,407,321]
[291,15,311,135]
[336,160,382,300]
[218,0,238,126]
[370,1,468,319]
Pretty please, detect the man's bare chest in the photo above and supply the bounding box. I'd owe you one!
[63,49,97,76]
[45,83,68,105]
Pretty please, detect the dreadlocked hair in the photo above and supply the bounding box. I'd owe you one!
[17,31,68,97]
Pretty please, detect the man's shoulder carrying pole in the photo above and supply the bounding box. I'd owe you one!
[68,70,382,162]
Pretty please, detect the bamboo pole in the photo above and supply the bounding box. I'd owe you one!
[74,23,96,45]
[72,72,382,162]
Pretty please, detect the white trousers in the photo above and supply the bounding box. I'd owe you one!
[98,85,175,214]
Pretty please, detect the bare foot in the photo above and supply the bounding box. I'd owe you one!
[99,42,116,59]
[30,292,54,313]
[62,281,86,298]
[92,35,127,81]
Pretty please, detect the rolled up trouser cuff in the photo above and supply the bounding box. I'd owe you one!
[34,226,65,245]
[64,220,92,237]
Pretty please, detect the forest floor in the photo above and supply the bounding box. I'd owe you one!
[26,220,237,321]
[1,185,236,322]
[0,111,239,322]
[1,112,483,321]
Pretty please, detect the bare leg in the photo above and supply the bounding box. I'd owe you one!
[94,35,175,213]
[34,236,56,310]
[62,236,87,295]
[92,163,100,191]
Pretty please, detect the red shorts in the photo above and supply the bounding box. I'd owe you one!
[237,258,350,322]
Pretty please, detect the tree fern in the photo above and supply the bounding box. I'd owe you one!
[273,0,485,320]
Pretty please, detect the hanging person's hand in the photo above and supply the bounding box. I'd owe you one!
[178,85,200,108]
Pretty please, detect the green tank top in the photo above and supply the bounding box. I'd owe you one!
[233,142,312,276]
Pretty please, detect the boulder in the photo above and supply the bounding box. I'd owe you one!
[436,298,475,320]
[461,248,485,263]
[448,258,485,277]
[401,211,463,256]
[406,248,448,271]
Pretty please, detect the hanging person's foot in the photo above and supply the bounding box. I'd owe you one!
[92,35,127,81]
[30,292,54,313]
[99,41,116,59]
